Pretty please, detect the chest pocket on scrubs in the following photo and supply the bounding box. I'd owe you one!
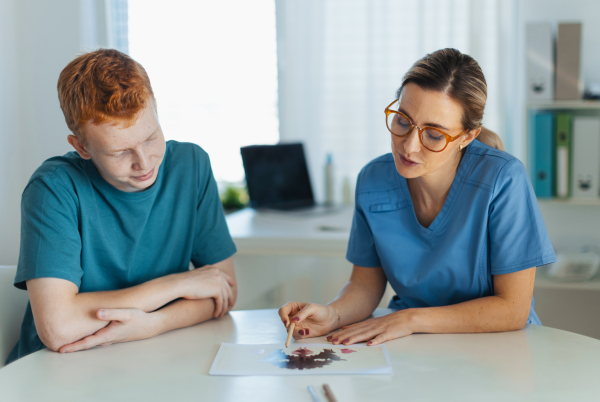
[369,201,408,212]
[364,188,408,213]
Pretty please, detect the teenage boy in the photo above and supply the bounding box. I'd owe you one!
[7,49,237,364]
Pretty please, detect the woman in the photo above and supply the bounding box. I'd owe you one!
[278,48,556,346]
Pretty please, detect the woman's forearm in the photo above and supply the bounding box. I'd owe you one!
[327,266,388,330]
[410,295,530,334]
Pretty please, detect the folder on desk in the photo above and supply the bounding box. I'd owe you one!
[555,113,572,198]
[571,116,600,199]
[529,111,555,198]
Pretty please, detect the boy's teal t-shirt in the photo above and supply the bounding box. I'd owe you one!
[7,140,236,364]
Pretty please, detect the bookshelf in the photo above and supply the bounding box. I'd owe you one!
[535,274,600,291]
[537,198,600,206]
[525,99,600,204]
[527,100,600,110]
[526,101,600,291]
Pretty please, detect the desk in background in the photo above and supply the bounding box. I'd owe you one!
[226,207,397,310]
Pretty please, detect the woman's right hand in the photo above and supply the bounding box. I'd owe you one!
[278,302,339,339]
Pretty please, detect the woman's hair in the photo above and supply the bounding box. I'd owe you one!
[57,49,154,140]
[396,48,504,151]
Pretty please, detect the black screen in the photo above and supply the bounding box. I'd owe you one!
[241,143,315,209]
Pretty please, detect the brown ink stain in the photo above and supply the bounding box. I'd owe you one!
[291,347,313,357]
[340,348,357,354]
[261,347,349,370]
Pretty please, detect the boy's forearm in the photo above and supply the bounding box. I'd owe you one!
[29,273,187,351]
[73,273,185,313]
[153,298,218,335]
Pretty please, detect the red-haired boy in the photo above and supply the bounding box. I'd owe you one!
[7,49,237,364]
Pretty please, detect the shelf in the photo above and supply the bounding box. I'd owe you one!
[537,199,600,206]
[526,100,600,110]
[535,274,600,291]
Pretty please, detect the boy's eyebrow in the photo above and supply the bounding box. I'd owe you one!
[110,128,158,153]
[397,108,449,131]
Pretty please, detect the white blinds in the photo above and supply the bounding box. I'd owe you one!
[276,0,511,204]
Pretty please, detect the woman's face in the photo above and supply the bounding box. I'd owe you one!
[391,83,477,180]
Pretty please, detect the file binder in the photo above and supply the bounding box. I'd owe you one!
[571,116,600,199]
[526,22,554,100]
[555,113,572,198]
[555,23,583,100]
[528,111,555,198]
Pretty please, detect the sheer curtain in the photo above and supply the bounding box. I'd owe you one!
[128,0,279,183]
[276,0,517,203]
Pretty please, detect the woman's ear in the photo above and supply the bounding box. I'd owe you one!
[67,134,92,160]
[460,126,481,148]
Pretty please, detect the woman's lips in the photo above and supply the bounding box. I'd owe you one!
[131,168,155,181]
[399,153,419,167]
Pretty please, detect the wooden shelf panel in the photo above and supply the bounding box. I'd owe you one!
[527,100,600,110]
[535,275,600,290]
[537,199,600,206]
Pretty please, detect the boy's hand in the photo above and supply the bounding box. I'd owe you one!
[58,308,159,353]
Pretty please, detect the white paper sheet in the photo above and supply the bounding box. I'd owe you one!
[209,343,393,376]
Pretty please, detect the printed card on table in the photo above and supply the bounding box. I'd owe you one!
[209,343,393,376]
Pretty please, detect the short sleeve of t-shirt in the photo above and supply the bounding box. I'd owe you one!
[488,158,556,274]
[15,177,83,290]
[190,150,237,267]
[346,169,382,268]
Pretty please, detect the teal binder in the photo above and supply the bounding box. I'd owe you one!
[528,111,555,197]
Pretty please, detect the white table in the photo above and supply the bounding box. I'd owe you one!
[1,309,600,401]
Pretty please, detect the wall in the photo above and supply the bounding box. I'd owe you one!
[0,0,22,265]
[0,0,109,265]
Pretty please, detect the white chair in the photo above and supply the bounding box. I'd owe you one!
[0,265,29,366]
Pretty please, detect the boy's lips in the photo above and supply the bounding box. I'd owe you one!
[131,168,155,181]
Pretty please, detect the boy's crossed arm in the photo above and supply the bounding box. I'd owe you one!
[27,257,236,353]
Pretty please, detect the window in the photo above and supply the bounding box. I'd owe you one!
[128,0,279,183]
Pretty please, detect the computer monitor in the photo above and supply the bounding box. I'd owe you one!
[240,143,315,210]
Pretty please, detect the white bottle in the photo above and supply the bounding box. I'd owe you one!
[342,177,352,205]
[325,153,334,207]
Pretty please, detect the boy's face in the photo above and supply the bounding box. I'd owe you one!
[68,100,166,192]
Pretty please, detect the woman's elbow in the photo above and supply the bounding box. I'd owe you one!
[507,308,530,331]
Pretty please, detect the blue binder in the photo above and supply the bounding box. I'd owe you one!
[528,111,555,198]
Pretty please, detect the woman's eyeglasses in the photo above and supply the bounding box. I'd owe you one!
[384,99,468,153]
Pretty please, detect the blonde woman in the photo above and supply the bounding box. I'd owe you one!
[279,48,555,346]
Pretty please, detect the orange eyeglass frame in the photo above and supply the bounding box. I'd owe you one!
[384,99,469,153]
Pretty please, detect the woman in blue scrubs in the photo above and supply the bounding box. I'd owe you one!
[278,48,556,346]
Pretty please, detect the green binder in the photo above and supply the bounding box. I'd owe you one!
[555,113,572,198]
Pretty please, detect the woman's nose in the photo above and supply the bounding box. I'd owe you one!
[403,127,422,153]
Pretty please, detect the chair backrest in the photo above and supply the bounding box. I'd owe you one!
[0,266,28,366]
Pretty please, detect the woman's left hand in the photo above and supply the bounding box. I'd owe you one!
[327,310,417,346]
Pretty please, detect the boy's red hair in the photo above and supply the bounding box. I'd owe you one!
[57,49,154,139]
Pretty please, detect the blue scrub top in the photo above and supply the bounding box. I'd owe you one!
[346,140,556,325]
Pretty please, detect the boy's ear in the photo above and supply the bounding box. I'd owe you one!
[67,135,92,160]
